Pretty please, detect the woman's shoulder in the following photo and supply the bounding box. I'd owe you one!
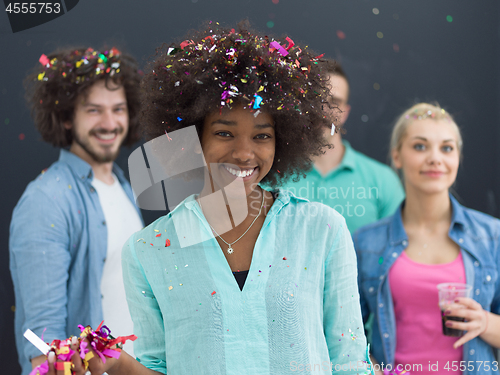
[452,196,500,239]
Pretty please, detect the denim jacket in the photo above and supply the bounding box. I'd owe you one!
[9,149,143,375]
[353,194,500,375]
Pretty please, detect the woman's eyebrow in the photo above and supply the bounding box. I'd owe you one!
[255,123,274,129]
[210,120,274,128]
[210,119,236,126]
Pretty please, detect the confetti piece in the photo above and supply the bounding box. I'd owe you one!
[377,32,384,39]
[393,43,400,53]
[283,257,287,260]
[19,133,25,141]
[24,329,50,355]
[327,223,331,229]
[168,286,173,291]
[269,41,288,56]
[253,94,263,109]
[165,239,171,247]
[336,30,346,40]
[372,8,379,15]
[446,15,453,22]
[330,124,335,136]
[272,0,279,3]
[266,21,275,28]
[68,185,72,189]
[39,54,50,66]
[378,256,384,264]
[211,291,217,296]
[156,233,161,237]
[51,224,54,228]
[5,118,10,125]
[154,229,159,232]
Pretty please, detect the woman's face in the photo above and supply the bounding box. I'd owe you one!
[201,106,275,197]
[392,119,460,196]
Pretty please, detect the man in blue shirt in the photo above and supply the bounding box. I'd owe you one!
[282,60,404,233]
[9,47,143,374]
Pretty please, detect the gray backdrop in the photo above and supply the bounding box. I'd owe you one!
[1,0,499,372]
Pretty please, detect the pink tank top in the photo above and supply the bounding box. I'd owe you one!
[389,251,465,375]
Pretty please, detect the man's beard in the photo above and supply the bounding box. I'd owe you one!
[72,128,124,163]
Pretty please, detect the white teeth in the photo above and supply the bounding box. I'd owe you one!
[95,133,116,140]
[225,167,256,178]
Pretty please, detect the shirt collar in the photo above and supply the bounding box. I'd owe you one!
[313,139,356,177]
[339,140,356,171]
[58,149,126,183]
[182,188,306,216]
[388,192,467,246]
[449,193,467,230]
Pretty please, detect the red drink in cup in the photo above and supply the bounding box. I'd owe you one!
[437,283,472,337]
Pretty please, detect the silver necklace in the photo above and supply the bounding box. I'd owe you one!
[199,192,265,254]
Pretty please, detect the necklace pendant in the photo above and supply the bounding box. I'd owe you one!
[227,245,234,254]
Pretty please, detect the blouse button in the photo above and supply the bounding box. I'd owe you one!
[383,333,389,338]
[474,261,479,267]
[379,275,384,280]
[469,349,475,355]
[458,238,464,243]
[486,275,491,282]
[392,252,398,258]
[379,303,384,308]
[89,187,95,193]
[475,289,480,295]
[402,240,408,246]
[369,287,375,293]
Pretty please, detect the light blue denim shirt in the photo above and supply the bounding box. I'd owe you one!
[353,194,500,375]
[9,149,143,375]
[122,190,373,374]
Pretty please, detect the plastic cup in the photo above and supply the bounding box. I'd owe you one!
[437,283,472,337]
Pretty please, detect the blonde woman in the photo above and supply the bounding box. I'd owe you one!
[354,103,500,375]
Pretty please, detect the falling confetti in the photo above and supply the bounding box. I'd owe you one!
[168,286,173,291]
[446,15,453,22]
[211,291,216,296]
[4,118,9,125]
[393,43,400,52]
[165,239,171,247]
[372,8,379,15]
[267,21,275,28]
[376,32,384,39]
[373,83,380,90]
[336,30,346,40]
[19,133,25,140]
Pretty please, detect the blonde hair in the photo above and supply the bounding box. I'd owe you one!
[390,103,463,169]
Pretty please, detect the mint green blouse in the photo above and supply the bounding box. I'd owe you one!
[122,190,372,374]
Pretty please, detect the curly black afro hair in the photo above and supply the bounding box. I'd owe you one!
[24,46,142,148]
[141,21,338,187]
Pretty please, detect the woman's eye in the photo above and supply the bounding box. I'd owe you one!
[216,131,232,137]
[255,134,271,139]
[442,145,453,152]
[413,143,425,151]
